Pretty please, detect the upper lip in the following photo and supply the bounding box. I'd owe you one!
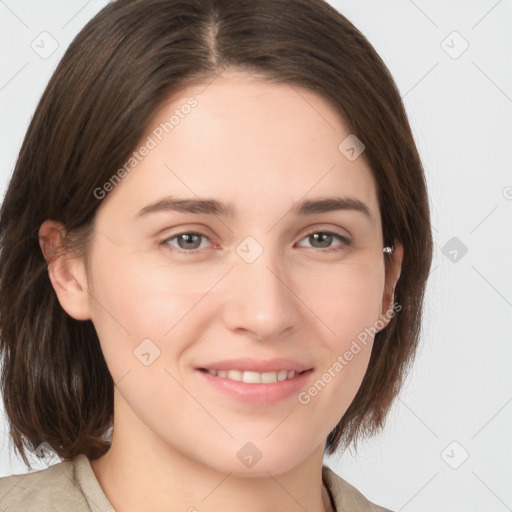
[198,357,313,373]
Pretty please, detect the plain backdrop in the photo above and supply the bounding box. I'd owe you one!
[0,1,511,511]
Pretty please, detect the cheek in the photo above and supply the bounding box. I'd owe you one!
[296,260,384,405]
[86,242,221,385]
[300,258,385,346]
[87,242,210,336]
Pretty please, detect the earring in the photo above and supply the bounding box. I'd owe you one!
[383,245,394,253]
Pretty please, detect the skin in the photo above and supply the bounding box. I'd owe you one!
[39,70,403,512]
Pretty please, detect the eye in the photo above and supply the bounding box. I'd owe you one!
[161,232,212,255]
[160,229,352,256]
[296,230,352,253]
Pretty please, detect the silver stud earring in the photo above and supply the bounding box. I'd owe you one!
[383,245,395,253]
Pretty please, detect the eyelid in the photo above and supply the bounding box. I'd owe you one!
[297,223,351,240]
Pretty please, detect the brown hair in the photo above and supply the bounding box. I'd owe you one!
[0,0,432,468]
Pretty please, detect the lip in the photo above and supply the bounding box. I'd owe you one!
[195,358,314,406]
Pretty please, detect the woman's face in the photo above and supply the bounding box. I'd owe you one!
[74,71,399,475]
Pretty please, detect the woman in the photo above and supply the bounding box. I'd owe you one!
[0,0,432,510]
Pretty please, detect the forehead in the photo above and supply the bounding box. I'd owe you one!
[96,71,381,228]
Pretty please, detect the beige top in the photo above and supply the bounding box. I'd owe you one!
[0,455,392,511]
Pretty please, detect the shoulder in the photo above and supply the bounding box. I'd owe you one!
[0,454,112,512]
[0,457,83,512]
[322,465,394,512]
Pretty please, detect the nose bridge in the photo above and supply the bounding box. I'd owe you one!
[225,234,298,339]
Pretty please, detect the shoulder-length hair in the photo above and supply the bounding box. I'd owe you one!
[0,0,432,468]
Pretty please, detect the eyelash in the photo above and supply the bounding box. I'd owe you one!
[160,229,352,256]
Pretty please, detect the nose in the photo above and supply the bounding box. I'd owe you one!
[221,243,300,341]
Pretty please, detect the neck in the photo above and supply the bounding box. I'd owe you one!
[90,397,332,512]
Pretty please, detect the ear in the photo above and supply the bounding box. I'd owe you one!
[38,220,92,321]
[379,240,403,329]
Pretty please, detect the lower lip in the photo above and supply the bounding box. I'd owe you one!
[195,369,313,406]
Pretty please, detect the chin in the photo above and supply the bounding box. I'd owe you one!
[195,436,320,478]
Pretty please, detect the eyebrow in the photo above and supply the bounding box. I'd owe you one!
[136,195,372,220]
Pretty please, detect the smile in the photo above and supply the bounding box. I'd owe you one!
[200,369,302,383]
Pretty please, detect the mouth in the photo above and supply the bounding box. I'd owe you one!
[197,368,311,384]
[195,366,314,406]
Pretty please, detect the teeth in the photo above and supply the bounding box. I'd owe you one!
[205,369,298,383]
[227,370,243,381]
[278,370,288,381]
[242,371,260,383]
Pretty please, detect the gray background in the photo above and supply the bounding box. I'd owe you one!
[1,1,511,510]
